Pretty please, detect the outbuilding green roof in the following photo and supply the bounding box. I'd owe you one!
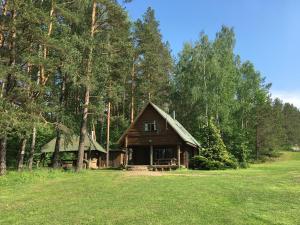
[41,134,106,153]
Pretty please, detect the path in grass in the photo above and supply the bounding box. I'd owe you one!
[0,152,300,225]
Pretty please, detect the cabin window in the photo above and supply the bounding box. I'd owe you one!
[144,121,157,132]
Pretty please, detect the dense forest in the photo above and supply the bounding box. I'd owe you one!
[1,0,300,175]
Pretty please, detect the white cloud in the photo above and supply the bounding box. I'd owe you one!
[271,90,300,109]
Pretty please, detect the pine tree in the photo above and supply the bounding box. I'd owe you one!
[133,7,173,110]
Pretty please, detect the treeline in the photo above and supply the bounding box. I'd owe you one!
[172,28,300,165]
[0,0,299,175]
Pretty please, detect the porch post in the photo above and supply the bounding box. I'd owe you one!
[150,145,153,166]
[177,144,181,168]
[125,135,128,167]
[186,151,189,169]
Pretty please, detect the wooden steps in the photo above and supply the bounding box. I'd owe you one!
[126,165,149,171]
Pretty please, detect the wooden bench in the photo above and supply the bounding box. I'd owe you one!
[150,164,178,171]
[154,158,177,166]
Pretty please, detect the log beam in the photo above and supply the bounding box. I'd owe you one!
[150,145,153,166]
[177,145,181,168]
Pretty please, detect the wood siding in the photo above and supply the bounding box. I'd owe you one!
[124,104,182,146]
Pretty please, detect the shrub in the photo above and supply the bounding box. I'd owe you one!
[190,155,237,170]
[193,118,238,170]
[190,156,209,169]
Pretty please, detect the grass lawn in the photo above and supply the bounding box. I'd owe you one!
[1,152,300,225]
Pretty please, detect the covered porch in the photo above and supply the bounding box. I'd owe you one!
[125,144,190,170]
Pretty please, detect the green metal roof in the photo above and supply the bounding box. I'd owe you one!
[118,102,200,148]
[149,102,201,147]
[41,134,106,153]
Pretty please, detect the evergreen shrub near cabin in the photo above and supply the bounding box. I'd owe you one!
[191,119,238,170]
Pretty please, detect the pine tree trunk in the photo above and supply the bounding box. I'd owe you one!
[40,0,55,85]
[92,122,96,141]
[0,1,7,48]
[0,136,7,176]
[0,3,8,176]
[99,115,103,145]
[106,101,111,167]
[28,127,36,171]
[76,89,89,171]
[17,138,27,171]
[130,60,135,123]
[4,6,17,94]
[76,0,97,172]
[0,82,4,98]
[52,72,66,168]
[0,2,7,95]
[10,7,16,66]
[52,130,61,168]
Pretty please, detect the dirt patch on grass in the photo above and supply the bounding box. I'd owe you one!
[123,171,210,177]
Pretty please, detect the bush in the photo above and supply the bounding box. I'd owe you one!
[190,156,209,169]
[190,155,237,170]
[192,119,238,170]
[223,158,238,169]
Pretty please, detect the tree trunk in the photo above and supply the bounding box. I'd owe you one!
[130,60,135,123]
[99,115,104,144]
[256,124,259,160]
[76,90,89,171]
[0,3,8,176]
[106,101,111,167]
[76,0,97,172]
[0,136,7,176]
[0,1,8,48]
[52,72,66,168]
[52,130,61,168]
[17,138,27,171]
[4,6,17,94]
[40,0,55,85]
[10,7,16,66]
[28,127,36,171]
[92,122,96,141]
[122,78,126,117]
[203,69,209,125]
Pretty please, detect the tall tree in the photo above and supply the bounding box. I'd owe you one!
[76,0,97,172]
[133,7,173,110]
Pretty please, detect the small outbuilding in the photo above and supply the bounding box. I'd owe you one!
[41,134,106,169]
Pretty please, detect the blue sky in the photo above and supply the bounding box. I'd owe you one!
[123,0,300,108]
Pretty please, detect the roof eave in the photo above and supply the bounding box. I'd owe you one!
[186,142,199,148]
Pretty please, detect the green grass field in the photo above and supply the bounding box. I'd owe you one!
[1,152,300,225]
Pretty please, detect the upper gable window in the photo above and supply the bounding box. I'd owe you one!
[144,121,157,132]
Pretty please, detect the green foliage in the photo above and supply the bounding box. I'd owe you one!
[133,7,173,108]
[172,26,300,163]
[225,131,249,167]
[190,155,233,170]
[192,119,238,169]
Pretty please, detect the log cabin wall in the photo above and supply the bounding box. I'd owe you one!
[124,104,182,146]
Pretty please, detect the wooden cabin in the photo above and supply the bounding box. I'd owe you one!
[118,102,200,170]
[41,134,107,169]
